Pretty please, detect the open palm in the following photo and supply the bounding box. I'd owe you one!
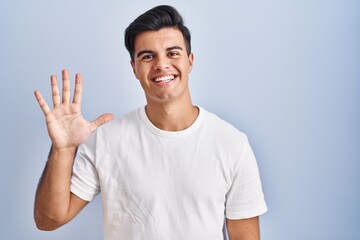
[35,70,114,150]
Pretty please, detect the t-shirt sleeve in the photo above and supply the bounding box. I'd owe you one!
[70,133,100,202]
[225,139,267,219]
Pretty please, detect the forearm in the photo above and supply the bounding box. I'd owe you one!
[34,146,77,230]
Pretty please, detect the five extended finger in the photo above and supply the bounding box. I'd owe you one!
[34,90,51,116]
[73,73,83,104]
[62,69,71,104]
[51,74,61,107]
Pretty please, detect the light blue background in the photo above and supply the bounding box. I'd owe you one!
[1,0,359,239]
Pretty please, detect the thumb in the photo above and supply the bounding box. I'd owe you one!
[90,113,114,132]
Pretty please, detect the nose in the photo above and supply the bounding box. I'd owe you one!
[152,54,170,71]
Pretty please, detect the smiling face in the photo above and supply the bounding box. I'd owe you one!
[131,27,194,105]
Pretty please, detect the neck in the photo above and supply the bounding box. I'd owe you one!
[145,98,199,131]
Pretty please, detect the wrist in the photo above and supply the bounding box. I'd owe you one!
[51,144,78,152]
[48,144,78,160]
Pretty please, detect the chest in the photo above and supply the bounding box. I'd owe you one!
[96,136,232,207]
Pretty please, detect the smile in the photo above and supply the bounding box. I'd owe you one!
[153,75,176,83]
[152,75,177,83]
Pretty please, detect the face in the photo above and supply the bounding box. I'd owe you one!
[131,27,194,104]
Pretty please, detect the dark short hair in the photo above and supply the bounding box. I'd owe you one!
[124,5,191,61]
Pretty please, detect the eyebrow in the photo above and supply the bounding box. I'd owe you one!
[167,46,183,51]
[136,46,183,58]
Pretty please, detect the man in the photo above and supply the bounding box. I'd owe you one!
[34,5,267,240]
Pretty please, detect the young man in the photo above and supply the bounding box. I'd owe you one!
[34,5,267,240]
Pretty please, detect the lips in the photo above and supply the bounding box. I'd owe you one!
[152,74,177,84]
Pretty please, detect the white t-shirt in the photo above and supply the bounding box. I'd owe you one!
[71,107,267,240]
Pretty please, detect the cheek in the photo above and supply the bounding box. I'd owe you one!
[133,67,144,80]
[136,65,150,78]
[180,63,192,74]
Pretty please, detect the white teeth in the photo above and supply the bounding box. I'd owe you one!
[154,75,175,82]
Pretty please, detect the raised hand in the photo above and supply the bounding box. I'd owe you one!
[34,69,114,150]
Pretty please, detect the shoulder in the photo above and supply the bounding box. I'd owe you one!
[89,108,144,145]
[78,108,143,153]
[97,108,141,132]
[199,108,254,172]
[200,107,248,143]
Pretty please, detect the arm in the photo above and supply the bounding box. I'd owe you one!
[34,70,113,230]
[34,146,87,230]
[226,217,260,240]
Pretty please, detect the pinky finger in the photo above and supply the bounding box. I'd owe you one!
[34,90,51,116]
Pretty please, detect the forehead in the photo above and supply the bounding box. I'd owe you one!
[133,27,186,52]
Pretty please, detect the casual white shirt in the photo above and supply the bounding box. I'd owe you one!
[71,107,267,240]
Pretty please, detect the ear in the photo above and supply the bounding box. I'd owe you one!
[130,60,138,78]
[188,53,194,72]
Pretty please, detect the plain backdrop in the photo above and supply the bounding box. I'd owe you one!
[1,0,359,239]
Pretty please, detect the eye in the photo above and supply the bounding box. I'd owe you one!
[141,54,153,61]
[168,51,180,57]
